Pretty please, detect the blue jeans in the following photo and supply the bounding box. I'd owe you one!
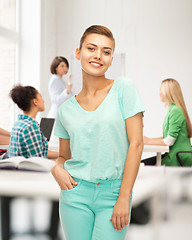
[59,178,132,240]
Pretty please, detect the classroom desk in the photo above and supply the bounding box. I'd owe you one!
[143,145,169,166]
[0,142,169,201]
[0,170,60,200]
[0,167,167,207]
[0,144,169,166]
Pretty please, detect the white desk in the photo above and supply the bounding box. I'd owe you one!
[0,167,167,207]
[132,166,166,206]
[0,144,169,166]
[143,145,169,165]
[0,143,169,200]
[0,170,60,200]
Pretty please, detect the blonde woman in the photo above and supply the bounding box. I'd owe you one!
[144,78,192,166]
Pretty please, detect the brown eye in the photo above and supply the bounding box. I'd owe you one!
[88,47,95,51]
[104,51,110,55]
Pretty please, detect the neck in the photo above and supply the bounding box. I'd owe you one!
[166,101,172,107]
[24,108,38,119]
[57,73,63,78]
[81,72,109,95]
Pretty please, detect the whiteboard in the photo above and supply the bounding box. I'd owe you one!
[70,53,125,95]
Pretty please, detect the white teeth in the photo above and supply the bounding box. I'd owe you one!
[90,62,101,67]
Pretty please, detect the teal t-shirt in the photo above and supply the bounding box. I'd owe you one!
[55,77,145,182]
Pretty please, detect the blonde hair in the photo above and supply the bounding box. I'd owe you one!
[161,78,192,138]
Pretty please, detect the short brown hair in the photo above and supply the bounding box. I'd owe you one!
[50,56,69,74]
[79,25,115,51]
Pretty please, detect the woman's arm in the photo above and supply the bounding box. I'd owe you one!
[0,135,10,145]
[51,138,77,190]
[110,112,143,231]
[144,136,166,145]
[0,128,10,137]
[47,150,59,160]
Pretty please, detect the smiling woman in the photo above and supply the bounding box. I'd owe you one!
[75,34,114,78]
[52,25,145,240]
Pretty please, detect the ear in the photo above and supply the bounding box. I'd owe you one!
[32,98,38,107]
[75,48,80,60]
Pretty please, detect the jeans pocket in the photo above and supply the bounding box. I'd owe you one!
[61,179,82,193]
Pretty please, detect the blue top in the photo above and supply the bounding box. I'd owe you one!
[9,115,48,158]
[55,77,145,182]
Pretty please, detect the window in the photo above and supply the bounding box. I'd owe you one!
[0,0,17,130]
[0,36,16,129]
[0,0,16,31]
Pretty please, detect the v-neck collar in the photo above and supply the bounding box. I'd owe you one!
[72,79,117,113]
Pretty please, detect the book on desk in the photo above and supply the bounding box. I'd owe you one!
[0,156,55,172]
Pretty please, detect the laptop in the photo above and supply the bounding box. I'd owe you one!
[40,118,55,141]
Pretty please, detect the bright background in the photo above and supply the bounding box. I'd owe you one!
[0,0,192,140]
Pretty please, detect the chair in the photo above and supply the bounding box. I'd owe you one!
[176,151,192,166]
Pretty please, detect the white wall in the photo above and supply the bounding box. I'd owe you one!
[40,0,192,136]
[40,0,57,117]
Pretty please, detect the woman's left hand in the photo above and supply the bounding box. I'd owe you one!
[110,197,130,231]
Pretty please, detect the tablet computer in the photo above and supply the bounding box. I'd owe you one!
[40,118,55,141]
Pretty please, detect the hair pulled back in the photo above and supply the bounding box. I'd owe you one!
[79,25,115,50]
[10,85,38,112]
[50,56,69,74]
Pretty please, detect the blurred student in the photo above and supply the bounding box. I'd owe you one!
[144,78,192,166]
[48,56,73,118]
[1,85,58,240]
[0,127,10,145]
[9,85,58,159]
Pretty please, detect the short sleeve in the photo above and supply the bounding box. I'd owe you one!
[118,78,145,119]
[54,109,70,139]
[167,107,185,139]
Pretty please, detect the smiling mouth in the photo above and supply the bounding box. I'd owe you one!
[89,62,103,67]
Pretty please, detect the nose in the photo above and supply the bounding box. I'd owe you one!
[94,49,101,60]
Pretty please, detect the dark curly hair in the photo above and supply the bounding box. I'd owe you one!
[10,85,38,112]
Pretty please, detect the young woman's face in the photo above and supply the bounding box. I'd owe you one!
[35,92,45,112]
[56,61,68,77]
[76,33,114,77]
